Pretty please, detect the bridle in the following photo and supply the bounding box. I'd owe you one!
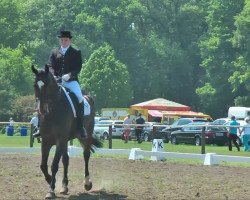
[34,71,60,116]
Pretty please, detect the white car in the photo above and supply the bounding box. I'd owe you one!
[212,117,245,136]
[94,120,124,140]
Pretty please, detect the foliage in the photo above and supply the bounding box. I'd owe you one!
[0,0,250,120]
[80,44,132,112]
[197,0,245,118]
[12,95,36,122]
[0,47,33,120]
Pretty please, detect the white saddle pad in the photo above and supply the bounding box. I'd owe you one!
[83,97,90,116]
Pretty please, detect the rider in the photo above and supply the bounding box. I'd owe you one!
[33,30,86,138]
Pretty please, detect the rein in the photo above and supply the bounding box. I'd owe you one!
[35,76,62,116]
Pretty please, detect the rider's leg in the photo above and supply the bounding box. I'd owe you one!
[76,101,86,138]
[62,80,86,138]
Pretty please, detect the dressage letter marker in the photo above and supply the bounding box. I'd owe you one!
[150,139,165,161]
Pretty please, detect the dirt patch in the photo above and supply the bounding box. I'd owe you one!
[0,154,249,200]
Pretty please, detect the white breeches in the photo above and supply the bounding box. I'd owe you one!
[62,80,83,103]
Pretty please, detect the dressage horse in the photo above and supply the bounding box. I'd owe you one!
[31,65,102,199]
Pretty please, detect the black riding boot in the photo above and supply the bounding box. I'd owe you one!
[76,102,86,138]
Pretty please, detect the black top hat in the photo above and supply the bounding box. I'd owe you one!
[58,30,72,38]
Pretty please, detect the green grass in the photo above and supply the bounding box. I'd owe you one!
[0,134,249,157]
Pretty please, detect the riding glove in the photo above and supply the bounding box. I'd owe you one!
[62,73,71,81]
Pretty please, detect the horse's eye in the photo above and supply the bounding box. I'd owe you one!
[37,80,45,89]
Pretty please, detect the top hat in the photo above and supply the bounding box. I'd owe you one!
[58,30,72,38]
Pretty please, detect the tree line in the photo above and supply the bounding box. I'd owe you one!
[0,0,249,121]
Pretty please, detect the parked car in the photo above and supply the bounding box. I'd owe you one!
[141,122,165,141]
[111,120,125,138]
[128,122,165,142]
[94,120,112,139]
[94,116,110,124]
[94,120,124,140]
[170,122,228,146]
[161,118,209,143]
[212,117,245,146]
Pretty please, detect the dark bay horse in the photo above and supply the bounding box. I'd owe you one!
[31,65,102,199]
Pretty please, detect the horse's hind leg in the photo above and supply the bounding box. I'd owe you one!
[84,148,92,191]
[60,152,69,195]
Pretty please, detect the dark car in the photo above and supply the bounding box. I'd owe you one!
[141,122,165,141]
[161,118,209,143]
[126,122,165,142]
[170,122,228,146]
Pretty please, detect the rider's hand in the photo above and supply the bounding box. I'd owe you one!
[49,67,55,75]
[62,73,71,81]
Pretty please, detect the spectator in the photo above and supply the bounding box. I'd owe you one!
[228,116,240,151]
[135,113,145,143]
[123,114,132,143]
[30,112,38,129]
[239,117,250,151]
[9,117,14,126]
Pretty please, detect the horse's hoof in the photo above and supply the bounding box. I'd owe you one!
[60,186,69,194]
[84,181,92,191]
[45,191,56,199]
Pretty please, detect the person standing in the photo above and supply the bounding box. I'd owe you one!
[239,117,250,151]
[33,30,86,138]
[123,114,132,143]
[228,116,240,151]
[135,113,145,143]
[30,112,38,128]
[9,117,14,126]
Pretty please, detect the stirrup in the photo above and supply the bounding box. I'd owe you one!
[33,130,41,138]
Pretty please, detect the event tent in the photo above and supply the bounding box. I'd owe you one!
[130,98,190,111]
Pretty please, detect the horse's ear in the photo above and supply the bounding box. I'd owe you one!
[45,64,49,74]
[31,65,38,75]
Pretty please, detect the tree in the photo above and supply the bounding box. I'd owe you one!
[0,47,33,120]
[79,44,132,112]
[230,0,250,106]
[197,0,245,117]
[0,0,26,48]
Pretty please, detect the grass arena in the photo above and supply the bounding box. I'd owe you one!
[1,153,250,200]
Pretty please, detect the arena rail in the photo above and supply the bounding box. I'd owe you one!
[1,143,250,166]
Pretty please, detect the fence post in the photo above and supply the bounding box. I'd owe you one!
[30,123,34,148]
[152,126,156,139]
[108,125,112,149]
[201,126,206,154]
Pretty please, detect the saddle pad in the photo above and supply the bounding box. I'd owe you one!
[83,97,90,116]
[61,86,91,116]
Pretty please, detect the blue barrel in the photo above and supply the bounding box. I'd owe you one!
[6,126,14,136]
[20,126,28,136]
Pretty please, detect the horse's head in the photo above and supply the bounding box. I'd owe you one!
[32,65,58,115]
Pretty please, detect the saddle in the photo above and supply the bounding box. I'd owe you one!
[61,86,90,117]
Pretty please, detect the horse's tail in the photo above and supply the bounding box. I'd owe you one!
[78,135,103,153]
[91,135,103,152]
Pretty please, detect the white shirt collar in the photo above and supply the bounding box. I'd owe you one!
[61,46,70,53]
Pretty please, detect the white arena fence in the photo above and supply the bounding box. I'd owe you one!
[1,139,250,166]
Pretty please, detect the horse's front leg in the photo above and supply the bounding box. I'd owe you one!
[59,152,69,195]
[46,142,66,199]
[84,148,92,191]
[40,140,53,185]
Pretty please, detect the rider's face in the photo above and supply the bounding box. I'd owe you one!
[60,37,71,48]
